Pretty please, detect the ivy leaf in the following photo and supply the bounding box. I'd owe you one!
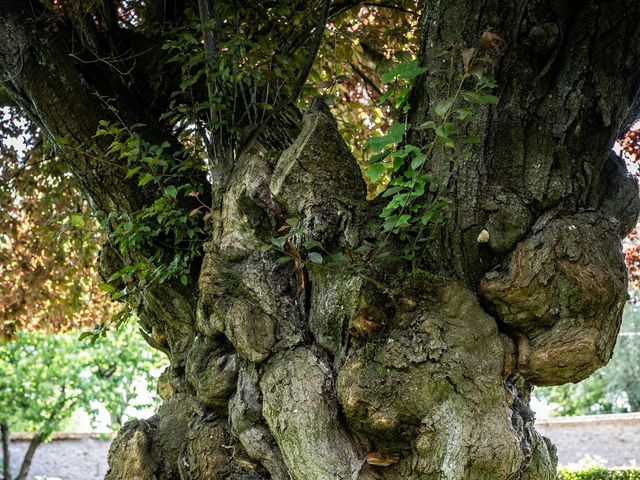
[354,244,372,255]
[98,283,116,293]
[435,123,458,148]
[328,252,348,265]
[456,108,474,122]
[369,148,391,164]
[382,215,399,232]
[381,186,403,198]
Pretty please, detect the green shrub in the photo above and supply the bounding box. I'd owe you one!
[558,468,640,479]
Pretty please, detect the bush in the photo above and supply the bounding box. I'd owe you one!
[558,468,640,479]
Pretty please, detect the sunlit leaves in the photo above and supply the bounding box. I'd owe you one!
[0,323,166,436]
[0,111,114,337]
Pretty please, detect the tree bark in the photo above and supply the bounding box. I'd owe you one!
[14,434,43,480]
[1,422,9,480]
[1,1,640,479]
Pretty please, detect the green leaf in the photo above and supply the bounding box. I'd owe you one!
[435,123,458,148]
[303,240,322,250]
[435,97,455,118]
[98,283,116,293]
[465,135,481,144]
[180,275,189,286]
[70,214,85,229]
[456,108,474,122]
[415,120,436,130]
[327,252,348,265]
[78,331,93,341]
[260,244,272,252]
[307,252,323,264]
[381,185,403,198]
[125,166,141,180]
[271,237,286,249]
[138,173,155,186]
[354,244,372,255]
[369,148,391,164]
[276,256,293,264]
[365,122,407,152]
[382,215,399,232]
[366,163,388,183]
[381,59,427,83]
[164,185,178,199]
[462,92,499,104]
[410,153,427,170]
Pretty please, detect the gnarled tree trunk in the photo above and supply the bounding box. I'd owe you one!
[1,1,640,479]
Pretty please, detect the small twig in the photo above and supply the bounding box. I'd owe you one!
[349,61,383,96]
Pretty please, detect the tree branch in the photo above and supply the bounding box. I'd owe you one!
[290,0,331,105]
[349,61,382,96]
[14,433,43,480]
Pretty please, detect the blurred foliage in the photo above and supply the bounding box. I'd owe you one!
[535,301,640,416]
[0,322,165,435]
[558,468,640,479]
[0,108,114,338]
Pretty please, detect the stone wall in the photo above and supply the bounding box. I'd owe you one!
[4,433,111,480]
[536,412,640,467]
[3,415,640,478]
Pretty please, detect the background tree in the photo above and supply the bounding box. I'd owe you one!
[0,1,639,479]
[0,324,165,480]
[0,108,112,337]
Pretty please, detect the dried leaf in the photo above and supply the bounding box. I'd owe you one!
[481,31,503,53]
[462,48,476,72]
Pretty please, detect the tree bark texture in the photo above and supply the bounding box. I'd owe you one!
[1,1,640,479]
[1,422,9,480]
[15,434,43,480]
